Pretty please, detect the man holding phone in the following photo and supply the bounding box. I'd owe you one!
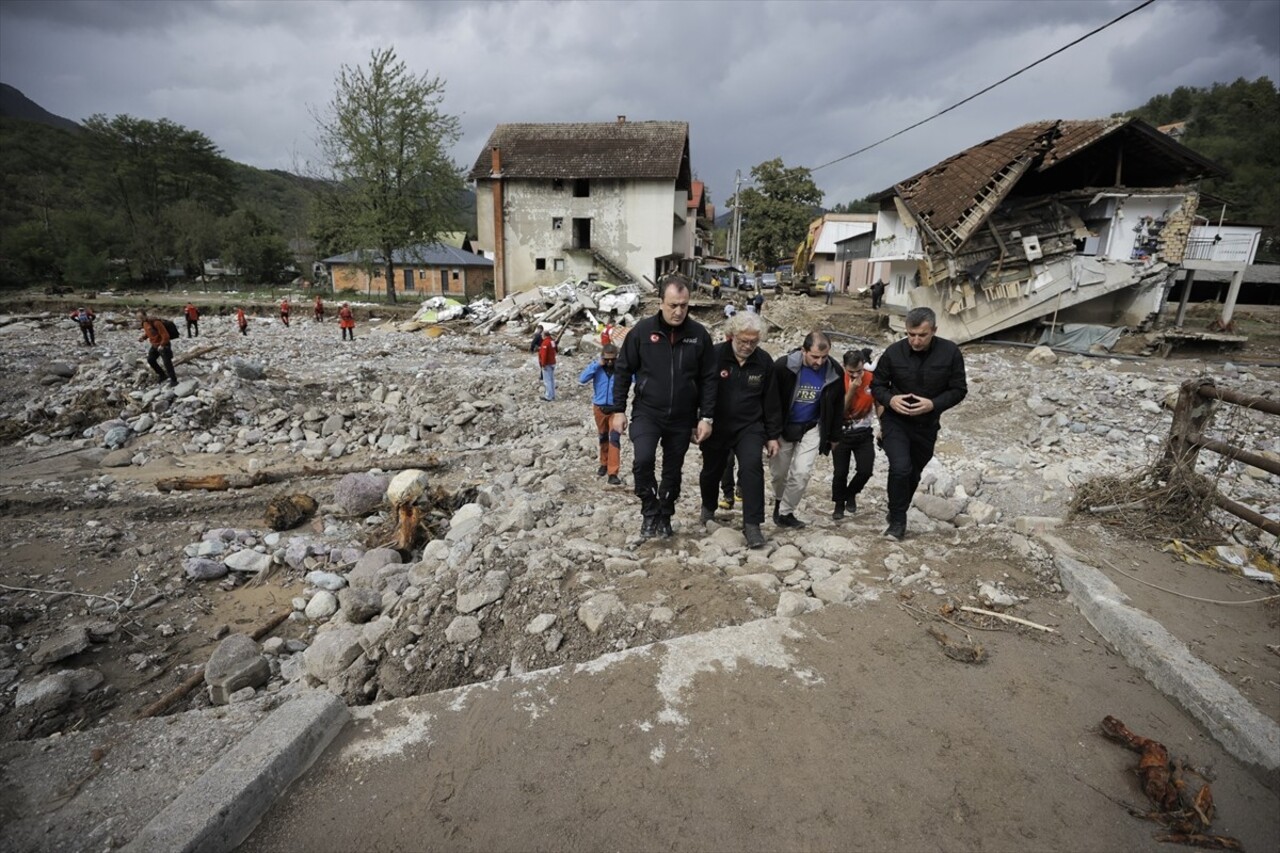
[871,307,967,540]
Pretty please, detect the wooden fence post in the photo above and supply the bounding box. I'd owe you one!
[1159,378,1217,477]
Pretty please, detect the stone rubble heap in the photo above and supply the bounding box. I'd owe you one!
[0,300,1275,726]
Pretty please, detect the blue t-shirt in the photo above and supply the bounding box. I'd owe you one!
[789,365,823,424]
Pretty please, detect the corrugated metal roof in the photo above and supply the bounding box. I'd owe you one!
[322,243,492,267]
[468,120,689,181]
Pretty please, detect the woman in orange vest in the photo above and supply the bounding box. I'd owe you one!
[280,297,291,326]
[314,294,324,323]
[235,307,248,336]
[338,302,355,340]
[830,348,877,520]
[183,302,200,337]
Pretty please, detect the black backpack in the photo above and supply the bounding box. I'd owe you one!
[162,318,180,339]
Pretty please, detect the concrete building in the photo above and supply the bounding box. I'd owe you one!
[865,117,1245,343]
[468,118,695,298]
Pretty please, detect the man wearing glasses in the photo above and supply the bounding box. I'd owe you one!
[606,275,717,540]
[697,312,781,549]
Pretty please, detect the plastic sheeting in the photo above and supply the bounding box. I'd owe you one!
[1037,323,1125,353]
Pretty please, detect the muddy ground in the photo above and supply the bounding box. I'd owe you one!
[1,287,1277,839]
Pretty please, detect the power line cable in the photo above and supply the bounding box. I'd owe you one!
[811,0,1158,174]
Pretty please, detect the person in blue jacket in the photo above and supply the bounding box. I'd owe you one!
[579,343,624,485]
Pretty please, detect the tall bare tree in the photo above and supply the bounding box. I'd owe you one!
[314,47,464,302]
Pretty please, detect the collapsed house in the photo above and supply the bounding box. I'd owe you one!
[866,117,1242,344]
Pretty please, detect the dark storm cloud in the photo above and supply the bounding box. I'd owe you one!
[0,0,1275,215]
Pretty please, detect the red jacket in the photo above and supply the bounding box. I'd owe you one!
[235,309,247,327]
[843,368,875,421]
[538,335,557,368]
[338,306,355,329]
[184,304,199,321]
[141,318,170,347]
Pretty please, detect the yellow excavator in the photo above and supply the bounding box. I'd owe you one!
[780,217,823,295]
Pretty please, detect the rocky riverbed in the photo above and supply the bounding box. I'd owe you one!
[1,292,1276,741]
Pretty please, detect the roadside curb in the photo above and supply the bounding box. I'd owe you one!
[1056,553,1280,772]
[123,691,350,853]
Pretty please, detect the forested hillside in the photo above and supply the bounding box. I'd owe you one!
[1126,76,1279,262]
[0,90,475,288]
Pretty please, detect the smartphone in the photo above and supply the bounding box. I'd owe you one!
[903,395,919,404]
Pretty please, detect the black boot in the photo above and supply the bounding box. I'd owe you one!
[657,516,674,539]
[832,501,845,521]
[640,516,659,540]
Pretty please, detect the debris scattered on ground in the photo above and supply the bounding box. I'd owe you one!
[1100,715,1241,850]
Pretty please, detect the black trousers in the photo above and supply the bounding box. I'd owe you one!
[881,415,939,523]
[831,427,875,505]
[147,344,177,383]
[186,319,198,337]
[699,426,766,524]
[80,323,94,345]
[630,416,693,520]
[720,456,735,498]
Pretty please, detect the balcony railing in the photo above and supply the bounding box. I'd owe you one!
[1185,228,1258,264]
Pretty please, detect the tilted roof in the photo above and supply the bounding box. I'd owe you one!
[322,243,492,267]
[885,117,1226,254]
[468,120,691,186]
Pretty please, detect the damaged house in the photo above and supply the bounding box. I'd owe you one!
[470,117,697,298]
[868,117,1232,344]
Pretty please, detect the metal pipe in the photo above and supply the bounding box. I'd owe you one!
[1188,434,1280,476]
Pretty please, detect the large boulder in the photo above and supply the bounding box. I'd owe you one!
[455,571,510,614]
[332,472,390,516]
[304,624,364,682]
[204,634,270,705]
[386,469,429,506]
[31,625,90,666]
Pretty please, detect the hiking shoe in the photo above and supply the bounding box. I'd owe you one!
[744,524,766,550]
[607,475,622,486]
[167,380,178,388]
[657,517,674,539]
[734,485,743,501]
[718,496,733,510]
[884,521,906,541]
[700,506,716,525]
[597,465,607,476]
[776,513,806,529]
[832,502,846,521]
[640,517,659,540]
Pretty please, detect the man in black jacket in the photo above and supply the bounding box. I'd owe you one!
[770,331,845,528]
[607,275,717,540]
[871,306,967,540]
[697,312,781,549]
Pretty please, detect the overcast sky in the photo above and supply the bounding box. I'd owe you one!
[2,0,1278,213]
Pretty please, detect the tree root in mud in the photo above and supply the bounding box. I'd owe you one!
[1100,715,1241,850]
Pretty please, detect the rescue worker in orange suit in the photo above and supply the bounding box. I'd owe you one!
[338,303,355,340]
[138,309,177,387]
[314,295,324,324]
[280,297,291,327]
[235,307,249,336]
[71,307,96,346]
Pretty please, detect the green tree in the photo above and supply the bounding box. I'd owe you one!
[81,114,236,282]
[314,46,465,302]
[1128,77,1279,261]
[738,158,824,269]
[221,209,294,283]
[829,194,879,214]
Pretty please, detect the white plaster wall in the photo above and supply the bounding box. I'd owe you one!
[871,209,923,260]
[475,177,679,291]
[1104,194,1184,262]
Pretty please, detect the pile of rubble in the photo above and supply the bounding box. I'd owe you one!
[0,297,1276,735]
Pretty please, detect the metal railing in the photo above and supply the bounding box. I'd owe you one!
[1184,232,1257,263]
[1162,378,1280,536]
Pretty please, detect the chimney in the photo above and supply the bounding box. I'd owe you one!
[616,115,626,125]
[490,146,505,300]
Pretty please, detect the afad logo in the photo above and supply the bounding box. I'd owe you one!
[720,369,730,378]
[650,333,662,343]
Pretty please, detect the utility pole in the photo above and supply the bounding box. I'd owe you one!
[730,170,743,268]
